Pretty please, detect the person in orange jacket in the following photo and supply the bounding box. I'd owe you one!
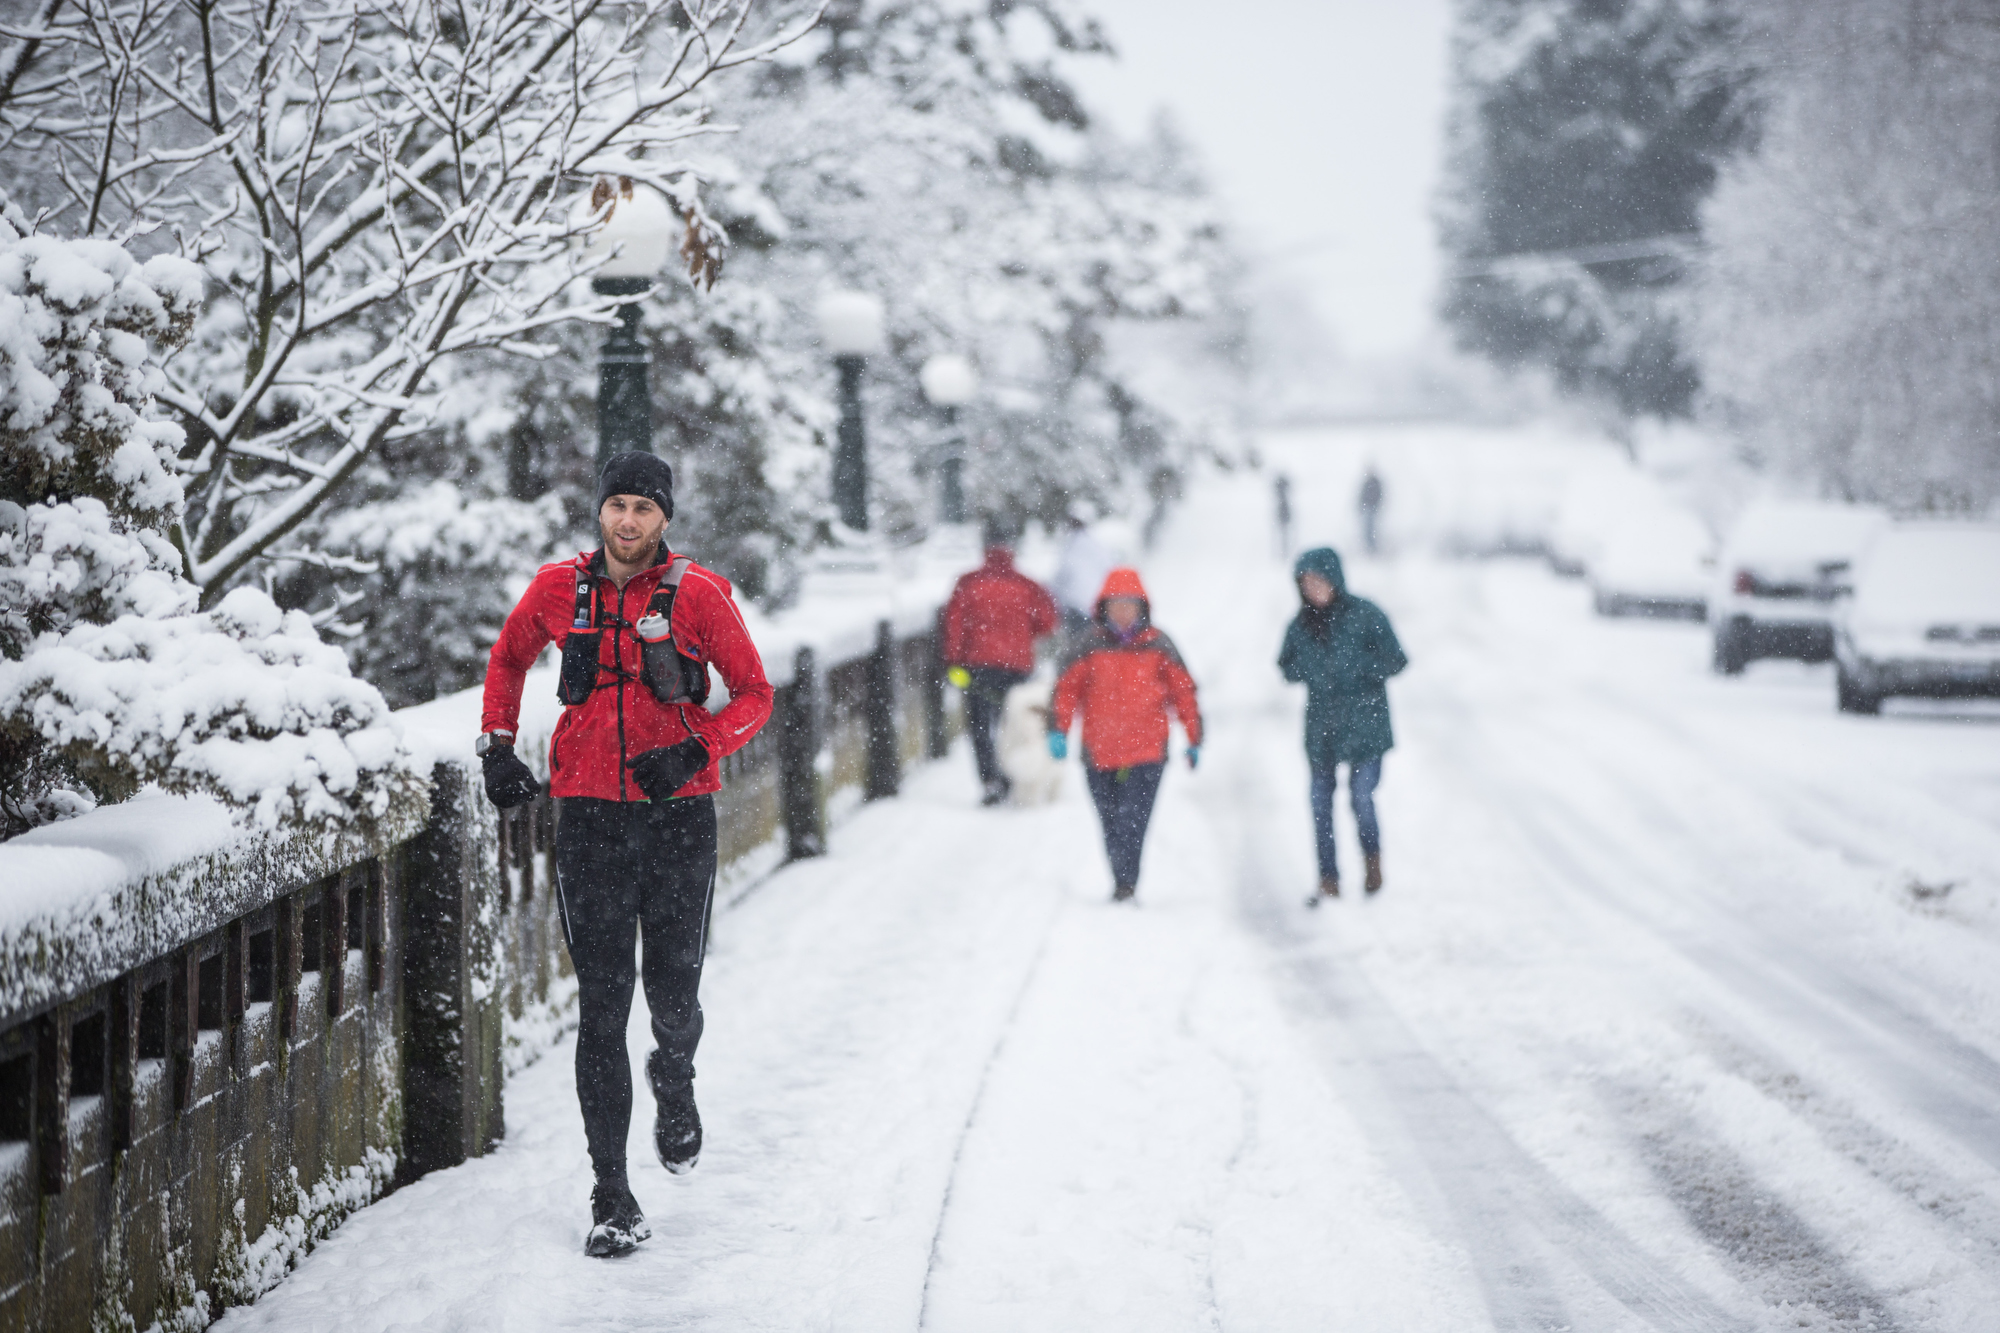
[1047,568,1203,901]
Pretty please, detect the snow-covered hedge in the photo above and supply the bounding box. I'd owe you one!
[0,194,420,836]
[3,587,416,829]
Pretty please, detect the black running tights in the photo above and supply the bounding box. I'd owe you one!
[555,795,716,1182]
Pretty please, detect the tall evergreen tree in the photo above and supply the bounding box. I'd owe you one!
[1437,0,1749,418]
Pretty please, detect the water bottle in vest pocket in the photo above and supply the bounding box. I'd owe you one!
[636,558,710,706]
[557,565,601,706]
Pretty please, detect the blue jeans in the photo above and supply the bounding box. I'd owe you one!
[1085,761,1165,889]
[1310,758,1381,880]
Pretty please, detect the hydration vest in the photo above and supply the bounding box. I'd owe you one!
[556,555,711,708]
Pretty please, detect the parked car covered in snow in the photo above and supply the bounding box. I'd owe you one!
[1548,468,1661,577]
[1833,522,2000,713]
[1711,501,1887,673]
[1587,505,1712,619]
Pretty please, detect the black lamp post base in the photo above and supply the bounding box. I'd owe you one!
[832,353,869,532]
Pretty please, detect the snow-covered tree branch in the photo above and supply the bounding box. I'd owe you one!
[0,0,820,604]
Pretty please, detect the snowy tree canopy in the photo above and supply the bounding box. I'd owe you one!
[1695,0,2000,511]
[1437,0,1749,419]
[2,0,1240,719]
[649,0,1238,562]
[0,199,419,837]
[0,0,818,607]
[300,0,1241,695]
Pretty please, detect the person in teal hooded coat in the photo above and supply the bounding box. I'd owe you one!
[1278,547,1407,900]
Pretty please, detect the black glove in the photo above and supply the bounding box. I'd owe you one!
[626,737,710,803]
[481,744,540,809]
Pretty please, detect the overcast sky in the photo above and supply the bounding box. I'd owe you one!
[1066,0,1454,358]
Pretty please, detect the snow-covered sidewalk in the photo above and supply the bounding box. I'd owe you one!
[218,426,2000,1333]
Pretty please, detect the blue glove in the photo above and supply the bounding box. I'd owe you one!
[1047,732,1068,761]
[1185,744,1201,770]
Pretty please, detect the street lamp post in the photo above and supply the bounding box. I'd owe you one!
[578,177,675,473]
[816,290,886,533]
[919,353,978,524]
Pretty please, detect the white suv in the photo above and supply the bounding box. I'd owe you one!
[1712,501,1885,673]
[1834,522,2000,713]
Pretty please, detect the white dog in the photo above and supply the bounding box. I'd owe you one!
[998,676,1065,806]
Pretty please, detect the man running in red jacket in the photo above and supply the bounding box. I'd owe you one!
[478,451,773,1257]
[941,534,1058,804]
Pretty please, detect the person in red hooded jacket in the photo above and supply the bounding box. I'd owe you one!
[1048,567,1203,901]
[478,451,772,1258]
[941,533,1058,804]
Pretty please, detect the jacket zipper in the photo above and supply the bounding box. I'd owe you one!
[613,574,629,802]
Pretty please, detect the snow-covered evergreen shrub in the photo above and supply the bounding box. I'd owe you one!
[0,195,419,836]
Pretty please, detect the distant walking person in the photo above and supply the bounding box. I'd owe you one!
[1274,473,1294,557]
[1279,547,1406,903]
[1357,467,1384,555]
[943,532,1059,805]
[1048,568,1203,902]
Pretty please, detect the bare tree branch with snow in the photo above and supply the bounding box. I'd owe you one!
[0,0,822,604]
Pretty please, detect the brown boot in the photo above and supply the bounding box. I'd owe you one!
[1364,855,1383,895]
[1307,875,1340,907]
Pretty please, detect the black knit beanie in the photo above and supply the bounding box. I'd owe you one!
[596,451,674,520]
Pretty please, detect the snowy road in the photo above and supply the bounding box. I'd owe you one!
[219,426,2000,1332]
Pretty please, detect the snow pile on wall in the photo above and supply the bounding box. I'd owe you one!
[3,585,415,830]
[0,192,420,837]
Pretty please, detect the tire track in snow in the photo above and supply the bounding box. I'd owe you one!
[1399,576,2000,1160]
[1215,728,1749,1333]
[1459,704,2000,1177]
[1175,956,1252,1333]
[915,897,1065,1332]
[1686,1020,2000,1272]
[1383,558,1984,1325]
[1613,1083,1903,1330]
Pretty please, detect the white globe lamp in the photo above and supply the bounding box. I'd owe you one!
[575,177,675,471]
[578,177,675,280]
[919,354,978,408]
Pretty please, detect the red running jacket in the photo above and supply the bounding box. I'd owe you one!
[1050,567,1203,770]
[481,547,773,802]
[941,548,1058,673]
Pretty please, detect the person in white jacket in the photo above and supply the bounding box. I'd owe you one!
[1051,505,1118,644]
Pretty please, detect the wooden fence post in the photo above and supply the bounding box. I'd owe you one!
[324,876,347,1017]
[778,647,825,860]
[923,616,949,760]
[34,1011,67,1194]
[866,619,901,800]
[276,895,301,1049]
[109,975,137,1153]
[169,949,195,1114]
